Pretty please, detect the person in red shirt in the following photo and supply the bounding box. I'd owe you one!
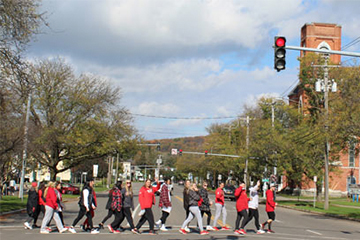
[212,182,230,231]
[261,183,277,233]
[234,181,249,235]
[135,179,160,235]
[40,182,67,234]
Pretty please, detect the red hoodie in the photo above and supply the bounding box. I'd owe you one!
[234,186,249,212]
[266,189,276,212]
[215,187,225,205]
[138,183,160,209]
[45,187,58,210]
[38,189,45,205]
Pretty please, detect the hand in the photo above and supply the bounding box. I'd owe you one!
[86,207,90,212]
[32,207,35,212]
[257,180,261,186]
[210,201,213,206]
[275,203,278,206]
[93,206,96,210]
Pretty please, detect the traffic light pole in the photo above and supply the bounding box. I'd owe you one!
[285,46,360,57]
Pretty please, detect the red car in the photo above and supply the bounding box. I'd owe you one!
[61,183,80,195]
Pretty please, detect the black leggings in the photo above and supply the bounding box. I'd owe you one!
[72,206,93,228]
[160,211,170,225]
[101,209,114,224]
[201,210,212,226]
[136,208,155,230]
[245,208,260,230]
[235,210,248,230]
[110,210,123,229]
[119,207,135,229]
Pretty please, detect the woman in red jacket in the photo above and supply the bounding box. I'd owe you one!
[40,182,67,234]
[234,181,249,235]
[135,179,160,235]
[261,183,277,233]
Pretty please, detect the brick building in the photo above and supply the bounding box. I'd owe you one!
[288,22,359,196]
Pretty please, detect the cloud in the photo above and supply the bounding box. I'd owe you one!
[136,102,180,115]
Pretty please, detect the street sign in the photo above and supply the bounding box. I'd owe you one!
[262,178,269,183]
[93,165,98,177]
[171,148,178,155]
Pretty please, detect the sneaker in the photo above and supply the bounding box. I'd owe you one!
[267,229,275,234]
[107,224,114,233]
[206,226,214,231]
[160,225,168,231]
[40,229,50,234]
[200,230,209,235]
[221,226,230,230]
[80,224,86,231]
[184,226,191,232]
[68,227,76,234]
[113,229,121,234]
[24,222,32,229]
[32,224,40,228]
[238,229,247,235]
[46,227,52,232]
[91,228,100,234]
[212,227,220,231]
[148,230,157,235]
[59,228,68,234]
[155,220,161,225]
[131,228,140,234]
[179,228,187,235]
[257,229,265,234]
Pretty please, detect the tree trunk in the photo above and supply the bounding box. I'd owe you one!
[316,181,322,202]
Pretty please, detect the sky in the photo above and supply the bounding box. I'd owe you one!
[27,0,360,140]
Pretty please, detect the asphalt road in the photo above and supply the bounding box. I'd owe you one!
[1,182,359,240]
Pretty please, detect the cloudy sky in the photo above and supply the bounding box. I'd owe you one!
[27,0,360,139]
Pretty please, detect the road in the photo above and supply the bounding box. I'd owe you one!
[1,182,359,240]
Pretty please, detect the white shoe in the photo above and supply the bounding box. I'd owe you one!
[24,222,32,229]
[68,227,76,234]
[257,229,265,234]
[206,226,214,231]
[91,228,100,234]
[155,220,161,225]
[160,225,168,231]
[60,228,68,233]
[184,226,190,232]
[40,230,50,234]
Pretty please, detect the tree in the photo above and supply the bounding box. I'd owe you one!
[26,58,136,180]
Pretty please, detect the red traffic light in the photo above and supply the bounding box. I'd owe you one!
[275,37,286,47]
[179,149,183,153]
[205,150,208,154]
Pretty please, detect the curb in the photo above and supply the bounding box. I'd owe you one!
[278,204,360,223]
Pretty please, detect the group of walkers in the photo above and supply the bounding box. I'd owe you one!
[25,177,277,235]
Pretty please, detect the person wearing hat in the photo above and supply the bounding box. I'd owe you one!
[69,178,99,234]
[24,182,39,230]
[261,183,277,233]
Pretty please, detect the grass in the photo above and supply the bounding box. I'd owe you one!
[0,195,28,213]
[278,200,360,219]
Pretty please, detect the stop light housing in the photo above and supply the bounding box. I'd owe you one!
[205,150,208,156]
[179,149,183,156]
[157,143,160,151]
[274,36,286,72]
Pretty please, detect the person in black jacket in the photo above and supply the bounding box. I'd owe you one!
[24,182,39,230]
[98,184,116,229]
[199,181,214,231]
[182,180,191,232]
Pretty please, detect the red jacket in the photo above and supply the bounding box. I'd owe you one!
[38,189,46,205]
[215,187,225,205]
[234,186,249,212]
[45,187,58,209]
[139,183,160,209]
[266,189,276,212]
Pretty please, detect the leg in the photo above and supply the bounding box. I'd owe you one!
[245,208,254,226]
[181,211,194,229]
[110,210,122,229]
[190,206,203,232]
[212,203,222,227]
[221,205,227,226]
[146,208,155,230]
[72,206,87,227]
[160,211,169,225]
[41,206,54,231]
[235,211,242,230]
[239,210,248,229]
[253,209,260,230]
[53,211,65,232]
[101,209,114,224]
[206,211,212,226]
[124,207,135,229]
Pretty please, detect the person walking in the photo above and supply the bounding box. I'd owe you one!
[98,184,116,229]
[245,180,265,234]
[81,185,97,231]
[68,178,99,234]
[234,181,249,235]
[24,182,39,230]
[54,182,66,226]
[179,183,209,235]
[261,183,277,233]
[182,179,191,232]
[135,179,160,235]
[40,182,67,234]
[117,180,139,234]
[107,181,123,234]
[199,181,214,231]
[212,182,230,231]
[156,178,172,231]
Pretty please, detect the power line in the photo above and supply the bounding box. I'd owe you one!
[342,36,360,50]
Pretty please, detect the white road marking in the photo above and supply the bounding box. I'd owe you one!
[306,229,322,235]
[132,203,140,219]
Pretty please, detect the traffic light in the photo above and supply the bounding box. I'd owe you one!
[274,36,286,72]
[157,143,160,151]
[179,149,183,156]
[205,150,208,156]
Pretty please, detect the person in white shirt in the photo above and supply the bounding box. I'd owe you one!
[245,180,265,234]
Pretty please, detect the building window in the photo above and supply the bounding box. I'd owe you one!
[349,140,356,168]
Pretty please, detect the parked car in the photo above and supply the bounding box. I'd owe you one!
[61,183,80,195]
[223,185,236,201]
[178,180,184,185]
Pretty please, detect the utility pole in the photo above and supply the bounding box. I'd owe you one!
[323,56,330,210]
[19,93,31,201]
[245,116,250,187]
[115,152,119,183]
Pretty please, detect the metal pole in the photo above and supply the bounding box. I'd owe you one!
[324,56,330,210]
[19,93,31,201]
[115,153,119,182]
[245,116,250,187]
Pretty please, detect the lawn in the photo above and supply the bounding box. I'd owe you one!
[0,196,28,213]
[278,200,360,220]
